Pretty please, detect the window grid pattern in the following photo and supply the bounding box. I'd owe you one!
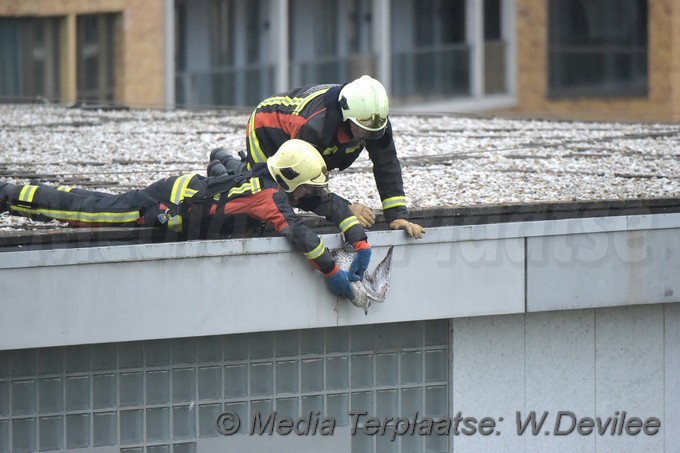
[0,320,449,453]
[548,0,648,98]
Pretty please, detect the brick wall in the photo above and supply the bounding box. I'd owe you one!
[0,0,166,108]
[514,0,680,122]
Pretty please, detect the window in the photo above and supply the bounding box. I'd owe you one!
[289,0,375,86]
[347,0,373,55]
[391,0,470,102]
[0,17,61,102]
[548,0,648,98]
[176,0,273,107]
[76,14,119,103]
[209,0,236,67]
[415,0,465,46]
[288,0,339,85]
[484,0,506,94]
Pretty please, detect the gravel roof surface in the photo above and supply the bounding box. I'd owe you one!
[2,104,680,231]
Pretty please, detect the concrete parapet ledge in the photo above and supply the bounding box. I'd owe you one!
[2,197,680,251]
[1,203,679,350]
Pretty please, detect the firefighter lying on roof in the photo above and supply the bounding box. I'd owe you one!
[0,139,372,300]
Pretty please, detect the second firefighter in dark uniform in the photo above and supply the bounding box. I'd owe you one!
[245,75,425,239]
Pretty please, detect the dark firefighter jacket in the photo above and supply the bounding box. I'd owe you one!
[4,165,366,275]
[245,83,408,224]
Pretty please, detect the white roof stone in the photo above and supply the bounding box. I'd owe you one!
[2,104,680,231]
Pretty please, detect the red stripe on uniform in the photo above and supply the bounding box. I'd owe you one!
[223,188,289,232]
[254,110,325,140]
[353,240,371,251]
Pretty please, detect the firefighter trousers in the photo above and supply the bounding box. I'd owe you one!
[5,175,202,229]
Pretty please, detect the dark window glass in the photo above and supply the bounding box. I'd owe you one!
[392,0,470,102]
[484,0,505,94]
[548,0,648,97]
[209,0,235,67]
[76,14,118,103]
[347,0,373,54]
[289,0,338,60]
[0,17,61,102]
[416,0,465,47]
[175,0,187,72]
[484,0,501,41]
[440,0,466,43]
[245,1,261,64]
[289,0,373,86]
[415,2,435,46]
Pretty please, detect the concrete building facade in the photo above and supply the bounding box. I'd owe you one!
[1,212,680,452]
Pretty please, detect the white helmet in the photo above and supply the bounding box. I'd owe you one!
[338,75,389,132]
[267,139,329,193]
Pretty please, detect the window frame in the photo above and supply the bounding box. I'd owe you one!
[547,0,649,99]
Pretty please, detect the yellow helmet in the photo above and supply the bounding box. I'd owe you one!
[267,139,329,193]
[338,75,389,132]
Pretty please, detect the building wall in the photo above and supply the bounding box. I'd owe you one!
[1,207,679,451]
[1,211,678,450]
[3,0,677,120]
[451,303,679,452]
[515,0,680,122]
[0,320,451,453]
[0,0,167,107]
[672,0,680,117]
[0,305,676,452]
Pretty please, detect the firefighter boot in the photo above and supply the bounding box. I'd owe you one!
[207,160,228,177]
[0,182,16,214]
[210,148,248,175]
